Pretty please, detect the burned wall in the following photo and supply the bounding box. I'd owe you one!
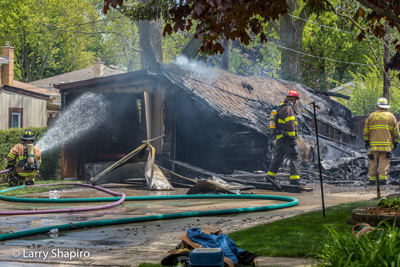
[61,91,146,179]
[166,87,271,174]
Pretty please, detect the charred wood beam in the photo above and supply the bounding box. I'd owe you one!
[157,155,305,192]
[300,85,351,100]
[299,103,351,135]
[218,175,304,193]
[297,113,357,153]
[317,134,360,151]
[297,114,315,136]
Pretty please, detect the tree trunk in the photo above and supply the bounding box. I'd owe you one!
[279,0,309,83]
[136,19,163,70]
[135,0,163,70]
[221,38,230,70]
[180,36,202,59]
[383,21,390,99]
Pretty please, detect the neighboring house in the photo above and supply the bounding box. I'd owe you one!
[29,59,124,103]
[0,42,56,130]
[329,81,354,96]
[55,63,358,180]
[0,40,123,130]
[29,59,124,125]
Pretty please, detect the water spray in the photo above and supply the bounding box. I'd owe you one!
[35,93,110,153]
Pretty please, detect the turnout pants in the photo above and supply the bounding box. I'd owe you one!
[267,137,300,181]
[368,151,390,181]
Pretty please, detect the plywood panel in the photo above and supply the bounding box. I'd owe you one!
[151,84,166,152]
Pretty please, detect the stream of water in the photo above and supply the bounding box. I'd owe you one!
[36,92,110,153]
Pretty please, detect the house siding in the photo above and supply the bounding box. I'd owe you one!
[0,90,47,130]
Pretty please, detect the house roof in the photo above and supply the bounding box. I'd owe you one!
[30,65,124,93]
[54,63,354,136]
[12,80,59,97]
[1,83,50,100]
[329,81,354,94]
[159,63,354,136]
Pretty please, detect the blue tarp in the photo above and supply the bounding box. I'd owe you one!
[186,228,245,264]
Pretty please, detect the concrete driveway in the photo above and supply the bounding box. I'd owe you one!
[0,183,396,266]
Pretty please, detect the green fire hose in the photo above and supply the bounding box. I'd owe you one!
[0,185,298,241]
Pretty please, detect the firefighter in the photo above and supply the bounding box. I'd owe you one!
[6,129,41,186]
[266,90,301,185]
[363,97,399,185]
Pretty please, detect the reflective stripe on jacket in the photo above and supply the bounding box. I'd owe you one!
[7,143,41,179]
[276,100,298,140]
[363,110,399,152]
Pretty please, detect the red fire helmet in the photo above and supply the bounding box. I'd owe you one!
[287,90,300,99]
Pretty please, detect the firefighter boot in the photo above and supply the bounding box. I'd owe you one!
[8,176,19,187]
[25,180,35,186]
[379,179,387,185]
[265,175,281,190]
[290,179,300,185]
[368,180,376,186]
[265,175,275,182]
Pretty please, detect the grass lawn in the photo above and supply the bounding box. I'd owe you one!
[0,180,83,196]
[229,200,376,258]
[138,200,376,267]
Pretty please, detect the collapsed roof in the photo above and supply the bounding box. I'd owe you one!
[159,63,354,138]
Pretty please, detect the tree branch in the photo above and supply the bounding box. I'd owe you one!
[60,30,142,53]
[336,12,384,71]
[336,11,400,88]
[356,0,400,33]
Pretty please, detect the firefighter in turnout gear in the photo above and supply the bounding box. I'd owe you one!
[363,98,399,185]
[267,90,301,185]
[6,129,41,186]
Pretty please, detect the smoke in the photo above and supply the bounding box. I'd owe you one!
[173,55,216,78]
[36,92,110,153]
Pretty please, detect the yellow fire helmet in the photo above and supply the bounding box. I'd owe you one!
[21,129,35,141]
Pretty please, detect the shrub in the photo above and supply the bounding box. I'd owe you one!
[315,222,400,266]
[377,196,400,210]
[0,128,60,181]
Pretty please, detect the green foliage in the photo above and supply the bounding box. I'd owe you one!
[301,2,382,91]
[377,196,400,209]
[0,0,101,82]
[90,0,142,72]
[316,222,400,266]
[201,22,280,77]
[336,60,400,116]
[229,200,374,257]
[0,128,60,181]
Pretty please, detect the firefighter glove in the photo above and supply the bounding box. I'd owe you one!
[364,141,370,150]
[394,142,398,149]
[6,164,14,170]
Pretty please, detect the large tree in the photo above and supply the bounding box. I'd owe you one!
[279,0,310,82]
[103,0,400,56]
[0,0,102,82]
[103,0,288,54]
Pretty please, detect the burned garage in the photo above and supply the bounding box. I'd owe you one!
[55,61,362,186]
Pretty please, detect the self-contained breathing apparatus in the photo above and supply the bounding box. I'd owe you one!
[18,143,40,171]
[269,101,298,135]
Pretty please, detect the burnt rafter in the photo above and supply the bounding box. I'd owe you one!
[300,84,351,100]
[159,63,354,138]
